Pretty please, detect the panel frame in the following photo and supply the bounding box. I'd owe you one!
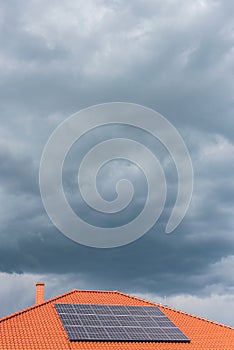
[55,303,190,343]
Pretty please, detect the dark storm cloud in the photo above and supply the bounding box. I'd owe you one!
[0,0,233,127]
[0,130,233,296]
[0,145,38,195]
[0,0,234,324]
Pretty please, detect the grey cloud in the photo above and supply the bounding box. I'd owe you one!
[0,146,38,195]
[0,0,234,325]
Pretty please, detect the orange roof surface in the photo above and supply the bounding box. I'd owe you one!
[0,289,234,350]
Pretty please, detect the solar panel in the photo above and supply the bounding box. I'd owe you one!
[55,303,190,343]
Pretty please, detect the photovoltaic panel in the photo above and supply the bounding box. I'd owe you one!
[55,303,190,343]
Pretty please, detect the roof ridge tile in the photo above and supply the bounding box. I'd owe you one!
[0,289,130,323]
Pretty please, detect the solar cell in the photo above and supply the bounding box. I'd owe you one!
[55,303,190,343]
[143,306,165,316]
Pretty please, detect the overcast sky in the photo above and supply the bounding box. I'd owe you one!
[0,0,234,326]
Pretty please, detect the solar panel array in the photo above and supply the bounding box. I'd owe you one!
[55,303,190,342]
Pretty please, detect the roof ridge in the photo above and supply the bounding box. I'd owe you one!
[115,290,234,331]
[0,288,77,323]
[0,289,129,323]
[113,290,155,305]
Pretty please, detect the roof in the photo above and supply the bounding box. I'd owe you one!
[0,289,234,349]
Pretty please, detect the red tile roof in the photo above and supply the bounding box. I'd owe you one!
[0,289,234,349]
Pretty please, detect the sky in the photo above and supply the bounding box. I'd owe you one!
[0,0,234,326]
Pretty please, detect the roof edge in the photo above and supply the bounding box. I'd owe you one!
[0,289,123,323]
[0,288,77,323]
[115,290,234,331]
[1,288,234,331]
